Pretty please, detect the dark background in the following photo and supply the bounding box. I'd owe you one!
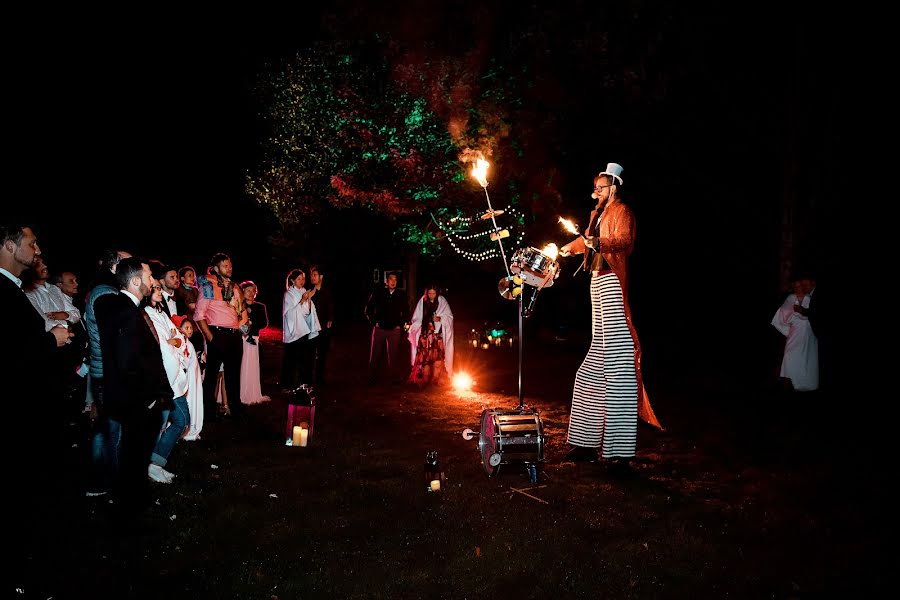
[4,4,850,384]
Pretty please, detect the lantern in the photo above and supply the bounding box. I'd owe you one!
[285,384,316,446]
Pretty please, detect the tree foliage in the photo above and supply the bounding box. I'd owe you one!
[245,38,551,258]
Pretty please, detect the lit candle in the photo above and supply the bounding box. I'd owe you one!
[430,479,441,492]
[292,426,302,446]
[299,428,309,447]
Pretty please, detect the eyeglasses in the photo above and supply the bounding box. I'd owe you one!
[150,285,162,291]
[593,185,611,192]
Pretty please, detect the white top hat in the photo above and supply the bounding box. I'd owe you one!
[598,162,623,185]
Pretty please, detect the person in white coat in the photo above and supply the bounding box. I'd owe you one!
[280,268,321,391]
[143,281,191,483]
[771,278,818,391]
[407,284,454,387]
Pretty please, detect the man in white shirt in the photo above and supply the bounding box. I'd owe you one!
[24,255,81,331]
[51,270,79,300]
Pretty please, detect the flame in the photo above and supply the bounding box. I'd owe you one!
[541,243,559,261]
[452,372,474,391]
[471,159,489,188]
[558,217,579,235]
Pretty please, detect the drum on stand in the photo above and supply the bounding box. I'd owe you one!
[478,407,545,477]
[510,247,560,288]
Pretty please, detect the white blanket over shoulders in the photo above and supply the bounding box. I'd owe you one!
[771,293,818,391]
[283,286,321,343]
[407,295,454,376]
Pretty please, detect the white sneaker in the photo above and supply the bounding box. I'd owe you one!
[148,464,173,484]
[161,467,176,479]
[285,439,293,446]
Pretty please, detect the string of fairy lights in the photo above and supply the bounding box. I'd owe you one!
[434,205,526,261]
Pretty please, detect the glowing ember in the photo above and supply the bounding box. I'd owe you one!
[541,243,559,261]
[452,372,474,391]
[558,217,579,235]
[471,159,489,188]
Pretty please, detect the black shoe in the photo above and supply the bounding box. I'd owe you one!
[563,446,598,463]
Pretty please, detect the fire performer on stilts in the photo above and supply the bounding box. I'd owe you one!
[558,163,662,473]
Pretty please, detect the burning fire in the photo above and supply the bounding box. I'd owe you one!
[541,243,559,261]
[471,159,489,188]
[452,372,474,391]
[558,217,580,235]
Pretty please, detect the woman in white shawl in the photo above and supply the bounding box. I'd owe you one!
[771,279,818,391]
[407,284,454,387]
[143,282,193,482]
[280,268,321,391]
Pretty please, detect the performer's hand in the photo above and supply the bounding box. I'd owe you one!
[585,236,602,251]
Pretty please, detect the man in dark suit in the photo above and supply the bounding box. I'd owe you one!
[2,223,73,594]
[310,264,334,384]
[94,257,173,515]
[1,224,72,395]
[150,260,178,317]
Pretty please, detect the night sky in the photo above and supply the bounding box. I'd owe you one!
[5,5,848,376]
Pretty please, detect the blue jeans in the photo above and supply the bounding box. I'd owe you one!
[151,395,189,468]
[89,377,121,490]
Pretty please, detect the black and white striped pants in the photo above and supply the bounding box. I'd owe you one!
[566,271,637,458]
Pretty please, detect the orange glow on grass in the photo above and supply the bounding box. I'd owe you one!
[452,372,474,391]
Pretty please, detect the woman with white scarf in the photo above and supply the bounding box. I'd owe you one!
[280,268,321,391]
[143,281,191,483]
[407,284,454,387]
[771,278,818,391]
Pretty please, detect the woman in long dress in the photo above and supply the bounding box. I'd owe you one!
[239,280,270,404]
[407,284,454,387]
[771,279,819,391]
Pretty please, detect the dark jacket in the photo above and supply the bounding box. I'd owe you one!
[364,286,409,330]
[311,285,334,327]
[245,301,269,337]
[84,273,119,379]
[95,292,173,422]
[3,274,58,401]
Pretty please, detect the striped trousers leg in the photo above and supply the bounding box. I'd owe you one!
[566,272,638,458]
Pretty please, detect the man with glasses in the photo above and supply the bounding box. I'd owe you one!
[559,163,661,473]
